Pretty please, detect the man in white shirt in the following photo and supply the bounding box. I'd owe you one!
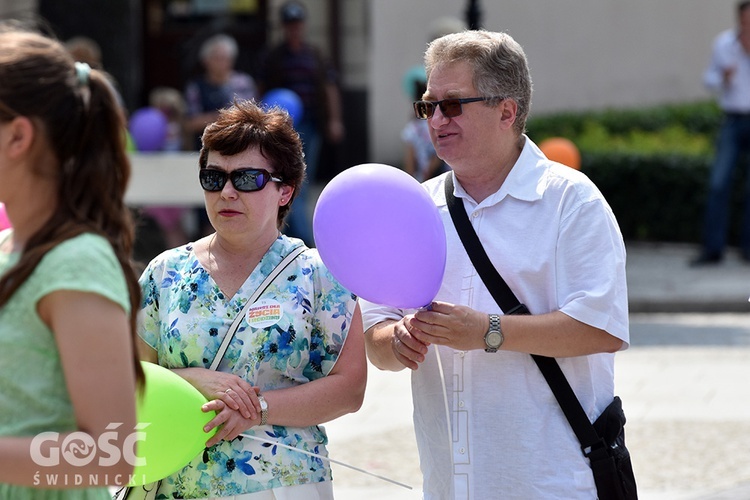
[361,30,629,499]
[692,0,750,265]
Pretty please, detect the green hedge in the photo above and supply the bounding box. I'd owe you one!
[525,101,745,243]
[527,100,722,139]
[581,152,712,242]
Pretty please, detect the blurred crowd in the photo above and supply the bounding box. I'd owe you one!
[63,4,470,262]
[65,1,347,258]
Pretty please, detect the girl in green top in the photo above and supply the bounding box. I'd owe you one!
[0,25,143,499]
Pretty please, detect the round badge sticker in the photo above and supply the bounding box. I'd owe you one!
[246,298,283,328]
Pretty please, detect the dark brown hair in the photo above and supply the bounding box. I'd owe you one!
[0,27,143,386]
[199,99,306,227]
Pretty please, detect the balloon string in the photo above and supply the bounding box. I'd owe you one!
[434,346,454,473]
[239,432,413,490]
[420,303,453,469]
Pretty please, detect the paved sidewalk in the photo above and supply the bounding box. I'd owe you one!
[326,315,750,499]
[626,242,750,313]
[323,242,750,499]
[619,313,750,499]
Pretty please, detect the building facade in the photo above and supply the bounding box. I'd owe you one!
[0,0,735,171]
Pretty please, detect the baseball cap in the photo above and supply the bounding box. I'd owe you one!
[281,1,307,23]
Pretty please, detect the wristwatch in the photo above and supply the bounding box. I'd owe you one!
[484,314,504,353]
[257,394,268,426]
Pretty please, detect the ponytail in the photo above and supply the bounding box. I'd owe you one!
[0,29,144,387]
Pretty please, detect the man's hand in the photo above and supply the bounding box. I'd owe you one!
[410,301,489,352]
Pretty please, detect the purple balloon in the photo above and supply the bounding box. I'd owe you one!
[313,163,446,309]
[129,107,168,152]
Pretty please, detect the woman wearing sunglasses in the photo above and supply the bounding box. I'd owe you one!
[136,99,366,499]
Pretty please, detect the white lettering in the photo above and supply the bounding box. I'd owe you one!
[30,432,60,466]
[97,428,121,466]
[123,424,149,466]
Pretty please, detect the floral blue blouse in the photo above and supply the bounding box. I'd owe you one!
[138,235,357,498]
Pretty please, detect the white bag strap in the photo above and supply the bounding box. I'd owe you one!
[209,244,306,371]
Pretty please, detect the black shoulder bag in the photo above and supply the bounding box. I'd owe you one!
[444,176,637,500]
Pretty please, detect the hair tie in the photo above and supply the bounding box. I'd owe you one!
[74,61,90,86]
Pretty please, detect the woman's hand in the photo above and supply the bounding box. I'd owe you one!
[175,368,261,420]
[391,314,430,370]
[201,399,260,448]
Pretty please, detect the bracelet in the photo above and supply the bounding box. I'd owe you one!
[258,394,268,426]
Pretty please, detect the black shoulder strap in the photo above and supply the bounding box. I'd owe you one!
[443,174,605,454]
[444,174,525,315]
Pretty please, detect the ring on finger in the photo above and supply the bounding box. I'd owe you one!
[225,388,232,394]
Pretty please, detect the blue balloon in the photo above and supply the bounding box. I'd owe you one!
[129,107,168,152]
[262,88,304,126]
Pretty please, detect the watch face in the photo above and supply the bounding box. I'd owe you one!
[487,331,503,348]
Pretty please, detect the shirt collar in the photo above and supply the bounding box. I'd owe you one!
[445,135,547,207]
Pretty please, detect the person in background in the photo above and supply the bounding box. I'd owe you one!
[184,33,258,151]
[137,99,366,499]
[257,0,344,247]
[361,30,629,498]
[0,26,143,497]
[401,79,446,182]
[141,86,191,249]
[150,86,187,152]
[184,33,258,238]
[692,0,750,265]
[65,34,126,114]
[64,35,102,69]
[399,17,465,183]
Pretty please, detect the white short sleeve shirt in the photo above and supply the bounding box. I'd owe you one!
[361,137,629,500]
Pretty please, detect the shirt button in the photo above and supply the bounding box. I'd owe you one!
[471,212,479,218]
[458,351,465,358]
[459,447,466,454]
[459,400,465,408]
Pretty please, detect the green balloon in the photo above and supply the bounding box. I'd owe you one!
[129,362,218,485]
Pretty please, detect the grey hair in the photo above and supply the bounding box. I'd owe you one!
[425,30,533,135]
[199,33,238,63]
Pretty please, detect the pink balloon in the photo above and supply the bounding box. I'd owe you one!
[0,203,10,231]
[313,164,446,309]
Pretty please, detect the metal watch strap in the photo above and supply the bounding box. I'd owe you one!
[257,394,268,426]
[484,313,503,352]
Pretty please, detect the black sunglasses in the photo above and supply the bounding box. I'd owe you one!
[199,168,283,192]
[413,96,506,120]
